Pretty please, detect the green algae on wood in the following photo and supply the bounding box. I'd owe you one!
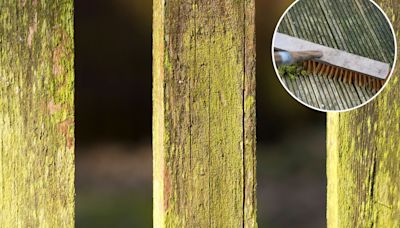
[0,0,74,227]
[327,0,400,227]
[153,0,256,227]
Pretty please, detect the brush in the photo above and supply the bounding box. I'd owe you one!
[274,33,390,92]
[302,60,385,92]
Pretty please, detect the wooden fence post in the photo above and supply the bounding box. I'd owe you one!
[153,0,256,227]
[0,1,74,226]
[327,1,400,227]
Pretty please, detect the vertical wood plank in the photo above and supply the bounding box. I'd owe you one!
[327,0,399,227]
[0,0,74,227]
[153,0,256,227]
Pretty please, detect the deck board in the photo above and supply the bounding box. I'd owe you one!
[277,0,394,110]
[282,75,381,110]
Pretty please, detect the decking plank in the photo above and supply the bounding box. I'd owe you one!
[314,74,337,110]
[276,0,393,110]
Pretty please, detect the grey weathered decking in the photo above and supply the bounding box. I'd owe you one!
[277,0,394,110]
[279,0,394,64]
[282,75,375,110]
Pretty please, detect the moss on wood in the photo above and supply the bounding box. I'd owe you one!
[327,0,400,227]
[0,0,74,226]
[153,0,256,227]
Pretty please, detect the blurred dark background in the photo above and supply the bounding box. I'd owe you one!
[75,0,326,227]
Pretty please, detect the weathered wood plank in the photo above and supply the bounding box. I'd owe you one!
[339,81,359,108]
[352,84,368,104]
[0,0,75,226]
[281,71,381,111]
[153,0,256,227]
[307,74,325,109]
[327,0,400,227]
[299,75,317,106]
[243,0,257,225]
[325,78,347,110]
[315,76,339,110]
[284,77,297,98]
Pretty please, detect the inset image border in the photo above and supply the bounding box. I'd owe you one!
[271,0,398,112]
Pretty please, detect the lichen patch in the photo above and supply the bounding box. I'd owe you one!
[58,118,74,149]
[47,100,62,114]
[52,44,64,76]
[27,13,38,48]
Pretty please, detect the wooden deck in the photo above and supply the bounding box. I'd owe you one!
[278,0,395,65]
[281,74,376,110]
[276,0,394,110]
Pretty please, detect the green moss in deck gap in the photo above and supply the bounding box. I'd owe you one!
[278,63,307,80]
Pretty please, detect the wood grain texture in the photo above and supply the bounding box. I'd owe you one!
[153,0,256,227]
[281,71,374,111]
[0,0,74,226]
[327,0,400,227]
[279,0,395,65]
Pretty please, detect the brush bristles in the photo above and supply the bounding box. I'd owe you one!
[303,60,386,92]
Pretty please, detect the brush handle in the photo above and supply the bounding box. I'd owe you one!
[275,51,323,66]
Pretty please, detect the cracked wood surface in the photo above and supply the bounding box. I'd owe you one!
[0,0,74,226]
[153,0,256,227]
[327,0,400,227]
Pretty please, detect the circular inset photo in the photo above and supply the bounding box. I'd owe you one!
[272,0,397,112]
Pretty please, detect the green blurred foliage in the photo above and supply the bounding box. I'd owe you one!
[76,191,152,228]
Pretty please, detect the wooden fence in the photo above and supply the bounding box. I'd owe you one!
[327,0,400,226]
[0,0,399,227]
[0,0,74,226]
[153,0,256,227]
